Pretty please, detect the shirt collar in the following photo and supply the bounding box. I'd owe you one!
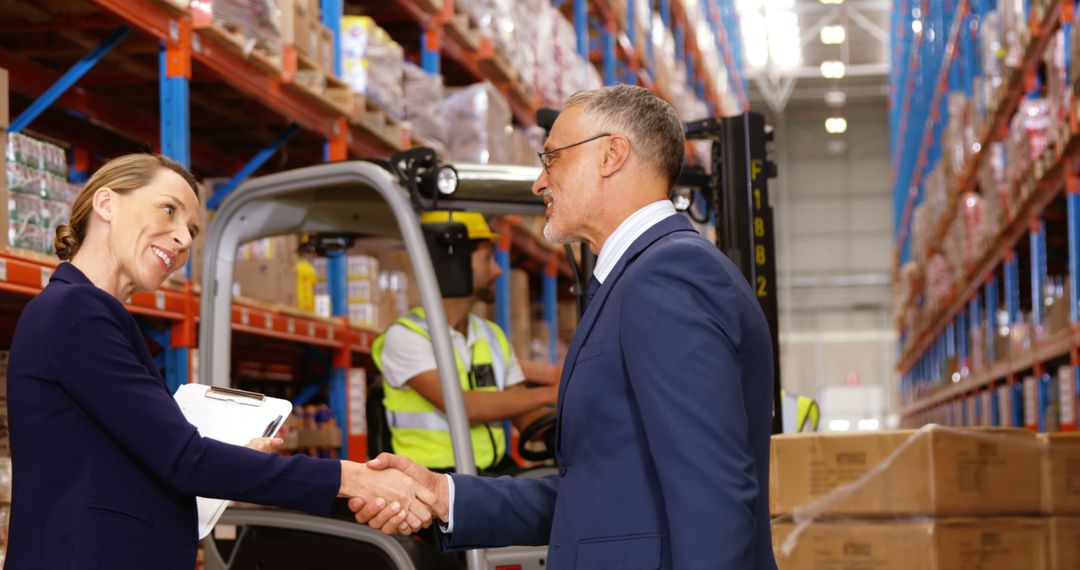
[593,200,677,284]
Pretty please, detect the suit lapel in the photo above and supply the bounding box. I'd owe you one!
[555,215,697,456]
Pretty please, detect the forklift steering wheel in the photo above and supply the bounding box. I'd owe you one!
[517,413,557,462]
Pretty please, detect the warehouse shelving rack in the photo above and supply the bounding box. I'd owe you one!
[1,0,746,457]
[891,0,1080,430]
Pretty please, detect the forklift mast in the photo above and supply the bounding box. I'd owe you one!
[682,112,783,435]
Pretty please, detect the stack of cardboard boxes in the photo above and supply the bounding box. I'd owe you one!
[771,426,1080,569]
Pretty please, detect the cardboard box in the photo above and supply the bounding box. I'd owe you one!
[772,518,1047,570]
[1040,432,1080,514]
[0,67,8,128]
[1049,516,1080,570]
[234,258,298,307]
[317,24,334,74]
[770,427,1041,516]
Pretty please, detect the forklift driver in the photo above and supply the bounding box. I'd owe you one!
[371,211,557,475]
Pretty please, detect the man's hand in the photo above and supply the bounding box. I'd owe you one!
[348,453,450,535]
[338,460,438,535]
[244,437,283,454]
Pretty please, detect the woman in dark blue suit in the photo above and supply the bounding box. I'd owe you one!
[5,154,443,569]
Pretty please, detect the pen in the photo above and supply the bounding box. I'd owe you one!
[262,415,283,438]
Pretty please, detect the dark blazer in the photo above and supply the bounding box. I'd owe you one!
[445,215,777,569]
[6,263,341,569]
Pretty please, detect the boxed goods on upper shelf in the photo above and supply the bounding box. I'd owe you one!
[196,0,284,57]
[444,82,512,164]
[340,16,405,122]
[404,63,448,150]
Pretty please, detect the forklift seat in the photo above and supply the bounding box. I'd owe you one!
[365,381,394,459]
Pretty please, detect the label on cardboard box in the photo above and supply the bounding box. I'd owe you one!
[1024,376,1039,429]
[769,427,1041,517]
[1059,367,1076,429]
[772,518,1047,570]
[1040,432,1080,514]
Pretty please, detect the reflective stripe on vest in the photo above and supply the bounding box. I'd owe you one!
[780,390,821,433]
[372,308,513,469]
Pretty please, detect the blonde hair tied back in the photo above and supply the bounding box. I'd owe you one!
[54,153,199,261]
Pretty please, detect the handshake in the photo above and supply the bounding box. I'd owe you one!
[340,453,449,536]
[244,438,447,535]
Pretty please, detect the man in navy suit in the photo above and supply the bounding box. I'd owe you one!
[354,85,777,569]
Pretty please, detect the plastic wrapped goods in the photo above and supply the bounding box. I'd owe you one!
[443,82,512,164]
[206,0,282,56]
[340,16,406,122]
[403,62,448,148]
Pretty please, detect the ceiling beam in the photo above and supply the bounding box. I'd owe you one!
[746,63,889,80]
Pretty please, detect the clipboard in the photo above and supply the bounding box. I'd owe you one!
[174,384,293,539]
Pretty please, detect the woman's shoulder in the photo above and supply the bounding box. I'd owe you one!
[30,277,126,320]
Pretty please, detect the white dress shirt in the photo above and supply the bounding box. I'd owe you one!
[442,200,676,534]
[592,200,677,284]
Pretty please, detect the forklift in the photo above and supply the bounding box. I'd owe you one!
[198,112,778,570]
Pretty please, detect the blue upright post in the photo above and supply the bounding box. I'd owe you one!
[627,0,636,82]
[575,0,588,60]
[603,23,617,85]
[543,260,558,365]
[957,309,968,371]
[969,296,980,367]
[645,0,655,75]
[673,21,684,68]
[10,26,130,133]
[421,25,441,74]
[160,25,192,390]
[986,279,998,364]
[1005,251,1020,324]
[327,249,348,454]
[494,232,511,339]
[1069,190,1080,324]
[1030,219,1047,329]
[322,0,349,454]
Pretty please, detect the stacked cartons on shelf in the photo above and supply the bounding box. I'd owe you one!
[771,427,1049,569]
[444,82,512,165]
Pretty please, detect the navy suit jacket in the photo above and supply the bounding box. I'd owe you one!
[7,263,341,569]
[445,215,777,569]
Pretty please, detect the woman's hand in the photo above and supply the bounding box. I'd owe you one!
[244,437,283,454]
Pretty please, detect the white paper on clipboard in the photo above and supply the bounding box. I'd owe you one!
[174,384,293,539]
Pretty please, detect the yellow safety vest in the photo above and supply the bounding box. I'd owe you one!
[780,390,821,433]
[372,308,512,470]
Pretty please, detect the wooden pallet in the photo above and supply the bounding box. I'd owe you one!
[198,24,283,78]
[414,0,443,13]
[446,11,482,52]
[284,52,352,117]
[349,95,407,152]
[152,0,189,15]
[479,48,517,84]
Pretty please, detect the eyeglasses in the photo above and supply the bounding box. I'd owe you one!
[537,133,612,173]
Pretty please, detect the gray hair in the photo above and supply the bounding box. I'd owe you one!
[565,85,685,188]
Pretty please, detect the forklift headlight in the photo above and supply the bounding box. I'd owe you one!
[671,186,694,212]
[435,165,458,196]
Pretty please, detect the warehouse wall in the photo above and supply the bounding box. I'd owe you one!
[765,98,898,427]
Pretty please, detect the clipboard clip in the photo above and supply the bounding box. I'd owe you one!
[205,386,266,407]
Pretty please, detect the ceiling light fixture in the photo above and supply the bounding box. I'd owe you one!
[820,60,846,79]
[820,24,846,44]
